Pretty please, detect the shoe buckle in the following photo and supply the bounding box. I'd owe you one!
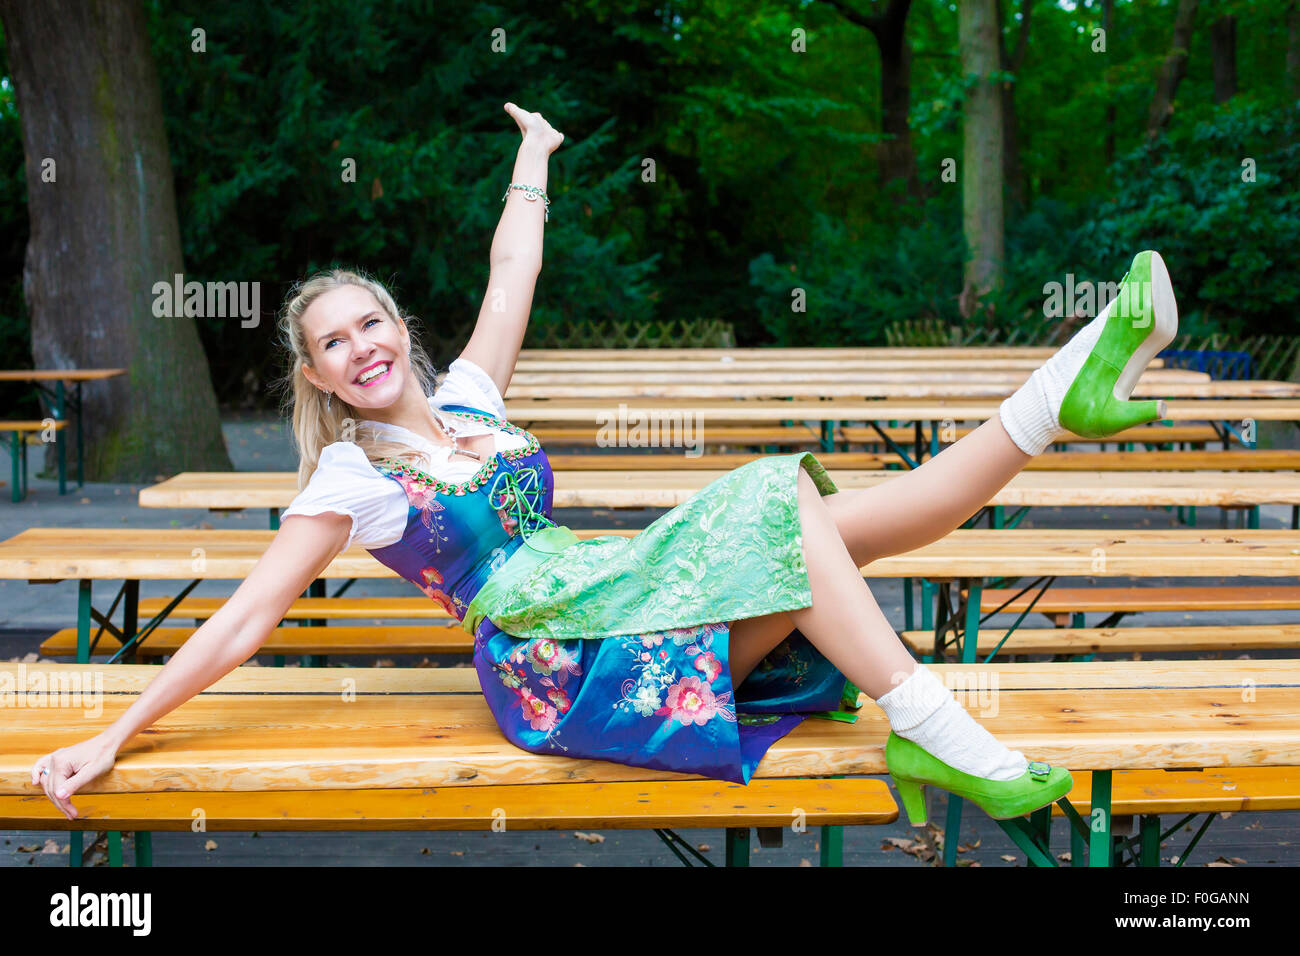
[1028,760,1051,779]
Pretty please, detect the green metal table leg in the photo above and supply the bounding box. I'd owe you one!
[903,577,914,632]
[9,431,19,502]
[725,827,749,866]
[1140,814,1160,867]
[920,579,935,663]
[54,379,67,496]
[1088,770,1113,867]
[820,824,843,867]
[108,831,123,866]
[136,831,153,866]
[1248,505,1259,530]
[992,505,1003,529]
[941,577,983,867]
[75,381,84,488]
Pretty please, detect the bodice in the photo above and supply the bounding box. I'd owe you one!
[363,404,558,621]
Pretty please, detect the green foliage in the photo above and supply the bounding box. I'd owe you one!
[1075,96,1300,337]
[0,0,1296,412]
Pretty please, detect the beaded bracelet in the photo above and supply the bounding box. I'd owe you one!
[502,183,551,222]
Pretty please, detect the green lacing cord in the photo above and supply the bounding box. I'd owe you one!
[488,464,558,553]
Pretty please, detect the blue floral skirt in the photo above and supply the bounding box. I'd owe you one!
[469,452,863,784]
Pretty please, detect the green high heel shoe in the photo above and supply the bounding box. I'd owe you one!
[885,731,1073,826]
[1057,249,1179,438]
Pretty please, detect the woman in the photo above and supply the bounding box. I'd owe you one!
[31,103,1178,830]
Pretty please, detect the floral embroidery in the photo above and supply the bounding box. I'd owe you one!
[613,624,736,730]
[388,472,450,555]
[510,637,582,685]
[656,676,727,726]
[417,565,462,617]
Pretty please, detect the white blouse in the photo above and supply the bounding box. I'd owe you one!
[280,357,526,551]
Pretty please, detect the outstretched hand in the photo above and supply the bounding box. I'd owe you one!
[504,102,564,154]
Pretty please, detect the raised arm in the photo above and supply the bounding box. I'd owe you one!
[458,102,565,400]
[31,512,353,820]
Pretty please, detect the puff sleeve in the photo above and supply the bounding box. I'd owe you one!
[431,356,507,418]
[281,442,409,551]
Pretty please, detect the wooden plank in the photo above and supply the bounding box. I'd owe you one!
[0,777,899,830]
[898,624,1300,656]
[1058,768,1300,815]
[135,470,1300,510]
[40,624,471,657]
[2,528,1299,579]
[976,585,1300,614]
[500,379,1295,400]
[501,398,1300,423]
[2,659,1298,791]
[0,369,126,382]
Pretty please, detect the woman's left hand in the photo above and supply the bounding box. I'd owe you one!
[504,102,564,154]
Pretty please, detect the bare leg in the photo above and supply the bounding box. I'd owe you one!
[731,468,916,697]
[822,415,1032,567]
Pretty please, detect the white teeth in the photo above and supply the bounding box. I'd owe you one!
[357,363,389,384]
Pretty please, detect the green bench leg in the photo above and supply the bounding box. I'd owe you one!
[108,831,122,866]
[725,827,749,866]
[136,831,153,866]
[820,824,843,866]
[9,431,20,503]
[1088,770,1113,867]
[54,379,67,496]
[1140,814,1160,866]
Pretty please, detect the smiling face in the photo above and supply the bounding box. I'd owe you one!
[299,284,413,411]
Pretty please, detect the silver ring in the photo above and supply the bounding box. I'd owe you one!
[40,768,48,776]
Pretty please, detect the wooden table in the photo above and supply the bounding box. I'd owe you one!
[501,378,1298,400]
[3,526,1297,665]
[499,397,1300,464]
[3,658,1297,867]
[137,469,1300,530]
[0,368,126,493]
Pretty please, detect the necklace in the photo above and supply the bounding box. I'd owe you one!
[431,408,482,461]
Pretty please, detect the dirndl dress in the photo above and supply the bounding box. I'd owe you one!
[363,403,863,786]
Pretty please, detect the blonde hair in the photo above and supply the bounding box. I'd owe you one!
[275,268,441,488]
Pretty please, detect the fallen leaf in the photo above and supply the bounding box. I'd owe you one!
[40,839,60,854]
[1000,854,1017,862]
[798,859,812,867]
[1057,851,1072,862]
[696,843,710,852]
[573,831,604,844]
[204,839,218,851]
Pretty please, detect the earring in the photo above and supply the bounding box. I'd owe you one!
[326,390,332,411]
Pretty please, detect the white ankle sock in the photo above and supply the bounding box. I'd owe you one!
[998,305,1112,456]
[875,664,1028,781]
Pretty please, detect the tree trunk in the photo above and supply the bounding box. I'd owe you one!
[0,0,232,482]
[996,0,1032,215]
[1146,0,1199,141]
[876,13,921,200]
[1287,2,1300,98]
[1104,0,1116,166]
[1210,15,1237,103]
[958,0,1004,319]
[823,0,920,201]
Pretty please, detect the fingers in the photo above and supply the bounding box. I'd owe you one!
[38,758,78,820]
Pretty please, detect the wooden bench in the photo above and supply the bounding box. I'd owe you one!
[528,423,827,449]
[973,585,1300,628]
[842,422,1231,449]
[1052,768,1300,866]
[5,659,1299,869]
[0,420,67,502]
[899,623,1300,659]
[0,777,895,868]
